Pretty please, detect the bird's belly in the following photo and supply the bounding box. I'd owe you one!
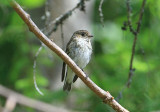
[74,47,91,68]
[69,44,91,69]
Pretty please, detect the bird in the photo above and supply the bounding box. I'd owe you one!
[62,30,93,92]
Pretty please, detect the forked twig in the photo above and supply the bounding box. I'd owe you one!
[117,0,146,101]
[127,0,146,87]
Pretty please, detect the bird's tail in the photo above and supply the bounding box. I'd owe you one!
[63,81,72,92]
[63,67,74,92]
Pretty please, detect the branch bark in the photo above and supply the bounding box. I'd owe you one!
[10,1,129,112]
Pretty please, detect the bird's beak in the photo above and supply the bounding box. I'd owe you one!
[89,35,93,38]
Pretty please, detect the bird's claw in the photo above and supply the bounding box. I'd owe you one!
[85,74,89,80]
[81,69,89,79]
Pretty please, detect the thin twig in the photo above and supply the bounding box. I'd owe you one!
[33,44,44,95]
[44,0,51,25]
[136,0,146,33]
[10,1,129,112]
[117,0,146,100]
[80,0,86,12]
[98,0,104,27]
[33,0,52,95]
[42,0,51,35]
[126,0,136,35]
[60,23,65,50]
[116,87,125,102]
[127,0,146,88]
[45,0,86,36]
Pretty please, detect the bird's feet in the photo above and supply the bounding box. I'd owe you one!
[82,69,89,80]
[85,74,89,80]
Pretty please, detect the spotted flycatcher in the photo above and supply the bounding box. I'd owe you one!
[62,30,93,91]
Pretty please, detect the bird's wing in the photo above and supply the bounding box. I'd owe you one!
[61,37,73,82]
[61,62,66,82]
[62,35,77,82]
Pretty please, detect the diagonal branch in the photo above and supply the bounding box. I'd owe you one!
[0,85,70,112]
[10,1,129,112]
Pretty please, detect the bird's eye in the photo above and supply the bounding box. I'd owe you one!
[81,33,85,36]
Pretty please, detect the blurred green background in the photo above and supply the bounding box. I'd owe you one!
[0,0,160,112]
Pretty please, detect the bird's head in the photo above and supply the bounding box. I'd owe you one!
[73,30,93,39]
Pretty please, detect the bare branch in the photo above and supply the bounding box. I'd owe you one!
[117,0,146,101]
[33,44,44,95]
[136,0,146,33]
[33,0,52,95]
[45,0,87,36]
[0,85,69,112]
[127,0,146,88]
[10,1,129,112]
[3,95,17,112]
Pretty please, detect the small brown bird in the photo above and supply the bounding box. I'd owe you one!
[62,30,93,91]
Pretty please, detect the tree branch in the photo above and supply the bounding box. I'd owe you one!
[44,0,87,36]
[0,85,69,112]
[117,0,146,101]
[10,1,129,112]
[127,0,146,87]
[33,44,44,95]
